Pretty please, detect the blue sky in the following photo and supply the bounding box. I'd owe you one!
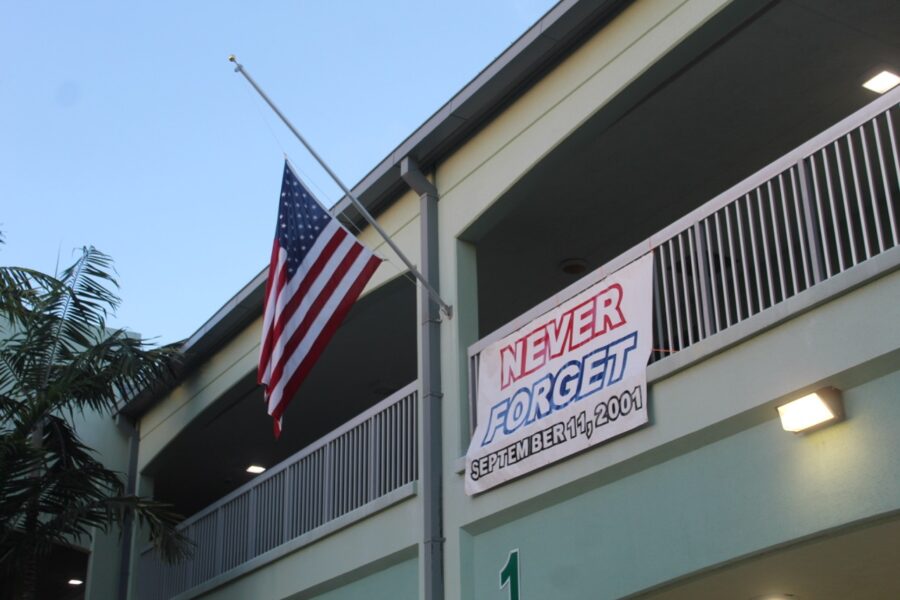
[1,0,555,344]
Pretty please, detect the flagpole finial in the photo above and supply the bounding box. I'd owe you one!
[228,54,238,63]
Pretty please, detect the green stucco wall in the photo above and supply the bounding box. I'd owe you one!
[463,368,900,599]
[308,557,418,600]
[71,408,133,600]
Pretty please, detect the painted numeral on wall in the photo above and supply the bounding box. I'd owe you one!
[499,549,520,600]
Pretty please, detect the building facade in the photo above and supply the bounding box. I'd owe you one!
[80,0,900,598]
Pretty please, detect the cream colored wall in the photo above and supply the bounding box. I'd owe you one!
[357,188,422,294]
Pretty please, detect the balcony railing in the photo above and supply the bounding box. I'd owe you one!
[650,90,899,361]
[138,382,418,600]
[470,87,900,422]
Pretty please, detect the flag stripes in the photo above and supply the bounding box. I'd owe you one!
[258,162,382,436]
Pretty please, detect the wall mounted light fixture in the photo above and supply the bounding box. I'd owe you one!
[777,388,843,433]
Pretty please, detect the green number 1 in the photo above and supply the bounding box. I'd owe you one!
[499,549,520,600]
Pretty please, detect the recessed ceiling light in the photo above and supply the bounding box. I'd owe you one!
[68,579,84,586]
[863,70,900,94]
[246,465,266,474]
[777,389,843,433]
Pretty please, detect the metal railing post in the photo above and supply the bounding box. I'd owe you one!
[323,443,334,522]
[693,222,714,337]
[797,158,826,284]
[283,467,293,543]
[247,489,258,560]
[214,509,223,577]
[367,418,375,502]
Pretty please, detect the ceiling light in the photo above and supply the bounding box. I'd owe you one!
[68,579,84,586]
[246,465,266,474]
[863,70,900,94]
[777,388,843,433]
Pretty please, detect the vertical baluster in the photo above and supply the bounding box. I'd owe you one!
[703,220,721,333]
[821,148,846,272]
[349,430,355,510]
[756,188,776,306]
[406,396,413,484]
[324,443,333,523]
[667,239,683,351]
[385,408,392,493]
[797,159,825,284]
[677,234,694,346]
[283,467,292,544]
[833,139,859,266]
[732,198,753,318]
[304,455,312,532]
[375,412,383,497]
[247,490,257,560]
[658,243,675,353]
[392,404,399,490]
[778,174,799,296]
[860,124,886,252]
[214,508,223,577]
[873,114,898,246]
[345,434,350,513]
[357,425,363,507]
[341,435,348,515]
[652,249,665,360]
[768,180,787,301]
[745,193,764,312]
[411,393,418,481]
[809,153,834,278]
[398,401,405,487]
[886,111,900,228]
[790,167,813,287]
[367,418,375,502]
[847,132,873,259]
[394,403,400,489]
[715,211,733,326]
[413,392,420,479]
[403,396,411,484]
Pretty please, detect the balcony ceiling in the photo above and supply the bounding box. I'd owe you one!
[471,0,900,337]
[148,276,417,517]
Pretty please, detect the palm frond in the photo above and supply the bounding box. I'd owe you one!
[0,242,190,585]
[0,266,62,330]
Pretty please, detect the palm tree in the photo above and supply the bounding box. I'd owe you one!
[0,243,191,599]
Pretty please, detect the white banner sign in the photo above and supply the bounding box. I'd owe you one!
[466,253,654,495]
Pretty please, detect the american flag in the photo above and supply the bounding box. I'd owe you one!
[258,162,382,437]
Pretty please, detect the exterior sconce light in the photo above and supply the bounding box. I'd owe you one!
[246,465,266,474]
[777,388,843,433]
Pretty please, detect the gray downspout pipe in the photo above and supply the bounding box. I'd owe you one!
[401,157,444,600]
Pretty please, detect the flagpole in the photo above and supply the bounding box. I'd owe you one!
[229,55,453,318]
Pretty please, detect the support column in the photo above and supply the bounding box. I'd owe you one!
[401,157,444,600]
[115,416,140,600]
